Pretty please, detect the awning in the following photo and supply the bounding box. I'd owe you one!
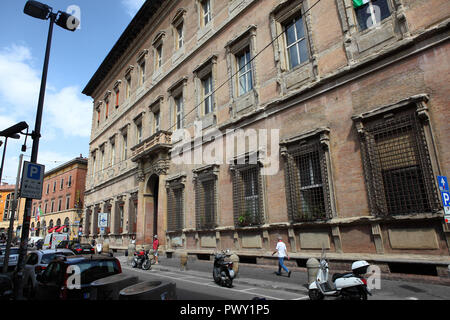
[55,226,65,232]
[48,227,57,232]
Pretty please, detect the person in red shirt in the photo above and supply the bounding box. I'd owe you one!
[153,235,159,265]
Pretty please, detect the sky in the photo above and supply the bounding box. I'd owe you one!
[0,0,145,185]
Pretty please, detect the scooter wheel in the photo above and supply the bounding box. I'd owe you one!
[308,289,324,300]
[213,269,221,284]
[131,260,137,268]
[142,260,151,270]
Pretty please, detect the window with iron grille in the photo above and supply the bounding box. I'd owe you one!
[283,136,332,222]
[194,168,218,230]
[166,178,185,232]
[231,163,264,227]
[356,108,440,216]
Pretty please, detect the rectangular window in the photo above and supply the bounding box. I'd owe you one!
[139,60,146,86]
[97,108,101,126]
[58,199,62,212]
[105,100,109,119]
[175,95,183,130]
[357,109,440,216]
[201,0,211,26]
[66,196,70,210]
[60,178,64,190]
[167,180,185,232]
[195,172,217,230]
[68,175,72,188]
[136,122,142,144]
[202,74,214,115]
[101,149,105,172]
[126,76,131,98]
[231,163,264,226]
[176,22,184,49]
[283,138,331,221]
[110,141,115,166]
[46,184,49,194]
[154,111,160,133]
[354,0,391,31]
[44,202,48,214]
[122,133,128,160]
[237,49,253,96]
[156,44,163,70]
[115,89,120,108]
[51,200,55,213]
[53,182,56,193]
[284,14,309,69]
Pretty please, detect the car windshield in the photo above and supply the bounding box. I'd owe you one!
[75,260,120,284]
[41,252,74,264]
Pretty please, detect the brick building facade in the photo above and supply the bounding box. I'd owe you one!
[82,0,450,275]
[31,156,87,240]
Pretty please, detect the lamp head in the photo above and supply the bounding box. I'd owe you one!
[24,1,52,20]
[56,11,80,31]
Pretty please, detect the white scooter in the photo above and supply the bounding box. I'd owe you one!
[308,249,372,300]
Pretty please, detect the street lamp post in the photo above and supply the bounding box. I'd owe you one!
[14,1,79,299]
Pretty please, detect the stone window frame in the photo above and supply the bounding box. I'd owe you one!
[103,90,111,120]
[172,8,186,52]
[280,127,336,222]
[109,133,117,167]
[352,94,442,217]
[133,112,145,146]
[152,31,165,80]
[91,148,97,177]
[137,49,148,88]
[269,0,317,93]
[95,101,102,127]
[193,55,218,128]
[124,65,134,100]
[198,0,212,28]
[165,173,187,233]
[193,164,220,230]
[230,151,267,228]
[336,0,408,61]
[225,25,259,116]
[168,77,188,138]
[119,123,130,161]
[99,142,106,173]
[113,80,121,109]
[149,95,164,135]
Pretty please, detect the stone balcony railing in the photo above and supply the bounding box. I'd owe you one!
[130,130,172,162]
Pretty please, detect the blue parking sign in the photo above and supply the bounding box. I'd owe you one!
[441,191,450,207]
[438,176,449,191]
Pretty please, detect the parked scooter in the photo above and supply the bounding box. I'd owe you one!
[213,250,235,288]
[131,249,152,270]
[308,249,372,300]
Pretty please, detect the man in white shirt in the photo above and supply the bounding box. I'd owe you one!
[272,236,291,277]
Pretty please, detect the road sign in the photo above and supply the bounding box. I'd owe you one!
[98,212,108,228]
[438,176,449,191]
[20,161,45,199]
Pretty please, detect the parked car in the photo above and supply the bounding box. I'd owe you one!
[71,243,95,255]
[35,255,122,300]
[56,240,79,249]
[23,249,75,298]
[0,247,20,271]
[29,236,44,247]
[0,274,13,300]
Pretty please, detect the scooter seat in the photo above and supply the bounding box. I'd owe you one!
[332,272,353,282]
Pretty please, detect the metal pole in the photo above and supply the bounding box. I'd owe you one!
[2,154,23,273]
[15,13,55,300]
[0,137,8,184]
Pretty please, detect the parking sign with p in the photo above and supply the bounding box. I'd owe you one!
[20,161,45,199]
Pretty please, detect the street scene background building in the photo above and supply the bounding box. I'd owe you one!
[0,184,26,240]
[81,0,450,277]
[30,156,87,240]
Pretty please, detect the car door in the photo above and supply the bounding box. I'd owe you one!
[37,262,63,300]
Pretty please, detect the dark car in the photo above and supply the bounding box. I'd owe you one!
[56,240,79,249]
[71,243,95,255]
[0,274,13,300]
[35,255,122,300]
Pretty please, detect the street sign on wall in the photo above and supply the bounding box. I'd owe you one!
[20,161,45,199]
[438,176,450,223]
[98,212,108,228]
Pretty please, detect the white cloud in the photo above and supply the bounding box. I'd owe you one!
[121,0,145,17]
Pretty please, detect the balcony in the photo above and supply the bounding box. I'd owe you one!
[130,130,172,162]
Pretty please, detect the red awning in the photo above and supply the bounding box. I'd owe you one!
[48,227,57,232]
[55,226,65,232]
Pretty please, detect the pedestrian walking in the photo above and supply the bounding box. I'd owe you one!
[153,235,159,265]
[272,236,291,277]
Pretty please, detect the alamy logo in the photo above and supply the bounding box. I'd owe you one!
[66,265,81,290]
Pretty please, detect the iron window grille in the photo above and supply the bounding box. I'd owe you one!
[231,161,264,227]
[283,136,332,222]
[357,109,441,216]
[194,169,218,230]
[166,178,185,232]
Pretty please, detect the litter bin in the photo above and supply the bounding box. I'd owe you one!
[306,258,320,285]
[90,273,139,300]
[119,280,177,300]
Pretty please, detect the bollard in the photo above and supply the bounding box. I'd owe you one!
[119,280,177,300]
[230,253,240,277]
[306,258,320,285]
[180,252,188,271]
[90,273,139,300]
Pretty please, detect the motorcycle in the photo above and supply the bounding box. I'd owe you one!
[131,249,152,270]
[212,249,235,288]
[308,249,372,300]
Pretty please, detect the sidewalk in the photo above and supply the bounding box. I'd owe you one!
[117,255,310,295]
